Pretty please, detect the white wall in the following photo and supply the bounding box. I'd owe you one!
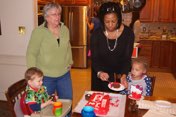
[0,0,37,56]
[0,0,37,100]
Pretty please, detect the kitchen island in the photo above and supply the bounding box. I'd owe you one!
[138,39,176,78]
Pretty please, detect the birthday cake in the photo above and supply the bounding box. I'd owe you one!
[86,93,110,115]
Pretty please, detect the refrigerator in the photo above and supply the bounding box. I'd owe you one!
[62,6,88,68]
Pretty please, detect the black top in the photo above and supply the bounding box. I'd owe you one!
[91,25,134,75]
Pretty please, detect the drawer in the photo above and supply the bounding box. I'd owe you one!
[140,40,153,46]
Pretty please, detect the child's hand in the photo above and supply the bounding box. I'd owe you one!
[41,100,53,109]
[49,94,57,102]
[121,76,128,88]
[47,99,53,104]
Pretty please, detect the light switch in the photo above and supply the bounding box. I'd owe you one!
[18,26,25,35]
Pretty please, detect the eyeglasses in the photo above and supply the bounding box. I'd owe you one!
[106,7,115,12]
[48,13,61,17]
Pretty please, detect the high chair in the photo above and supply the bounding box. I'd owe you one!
[5,79,27,117]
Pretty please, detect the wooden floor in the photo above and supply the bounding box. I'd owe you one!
[1,61,176,116]
[71,63,176,109]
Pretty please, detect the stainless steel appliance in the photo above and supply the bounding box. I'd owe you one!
[62,6,88,68]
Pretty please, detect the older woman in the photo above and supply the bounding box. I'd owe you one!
[90,2,134,92]
[26,2,73,100]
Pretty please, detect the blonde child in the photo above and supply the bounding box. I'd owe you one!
[121,57,152,96]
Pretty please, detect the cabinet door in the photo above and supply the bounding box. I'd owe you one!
[138,40,152,66]
[140,0,175,22]
[173,1,176,22]
[156,0,174,22]
[38,0,56,4]
[140,0,155,22]
[159,41,172,70]
[151,41,160,68]
[58,0,89,5]
[75,0,89,5]
[58,0,73,4]
[172,42,176,77]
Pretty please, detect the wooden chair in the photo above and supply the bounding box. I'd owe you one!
[150,76,156,96]
[5,79,27,117]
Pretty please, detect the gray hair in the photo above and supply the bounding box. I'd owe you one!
[43,2,62,20]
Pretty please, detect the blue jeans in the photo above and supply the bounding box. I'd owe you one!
[43,71,73,100]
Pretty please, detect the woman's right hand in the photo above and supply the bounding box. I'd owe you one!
[98,71,109,81]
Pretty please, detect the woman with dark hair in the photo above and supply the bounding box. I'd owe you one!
[90,2,134,92]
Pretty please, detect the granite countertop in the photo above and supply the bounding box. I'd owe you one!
[139,33,176,42]
[139,37,176,42]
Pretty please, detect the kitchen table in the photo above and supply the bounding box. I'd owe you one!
[72,91,176,117]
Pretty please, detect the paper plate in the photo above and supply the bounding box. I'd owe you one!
[155,100,172,108]
[108,82,125,91]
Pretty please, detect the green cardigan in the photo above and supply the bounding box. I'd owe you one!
[26,22,73,77]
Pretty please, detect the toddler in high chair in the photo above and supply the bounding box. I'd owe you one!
[121,57,152,97]
[22,67,57,115]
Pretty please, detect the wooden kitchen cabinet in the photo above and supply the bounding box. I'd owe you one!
[172,42,176,78]
[159,41,173,70]
[155,0,175,22]
[173,1,176,22]
[74,0,89,4]
[38,0,56,4]
[57,0,90,5]
[151,41,173,72]
[139,40,173,72]
[138,40,152,66]
[58,0,72,5]
[140,0,175,22]
[150,41,160,69]
[140,0,155,22]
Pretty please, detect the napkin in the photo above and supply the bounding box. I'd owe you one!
[143,109,176,117]
[137,100,176,115]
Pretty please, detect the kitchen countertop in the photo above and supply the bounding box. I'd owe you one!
[139,38,176,42]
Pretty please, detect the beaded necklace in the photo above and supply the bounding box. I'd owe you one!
[105,29,118,51]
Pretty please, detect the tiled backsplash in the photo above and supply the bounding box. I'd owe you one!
[141,22,176,35]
